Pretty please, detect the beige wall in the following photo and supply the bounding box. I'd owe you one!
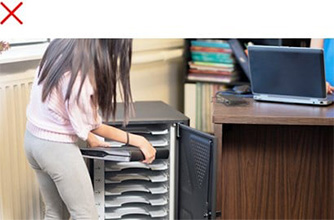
[130,39,185,111]
[130,58,184,111]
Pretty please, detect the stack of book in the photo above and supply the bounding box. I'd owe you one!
[187,40,238,83]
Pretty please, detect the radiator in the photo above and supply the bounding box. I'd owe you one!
[0,72,43,220]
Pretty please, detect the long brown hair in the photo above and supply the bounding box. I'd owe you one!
[38,39,133,123]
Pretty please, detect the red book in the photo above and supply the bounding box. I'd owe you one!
[190,46,232,53]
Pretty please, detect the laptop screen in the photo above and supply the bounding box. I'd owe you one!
[248,46,326,98]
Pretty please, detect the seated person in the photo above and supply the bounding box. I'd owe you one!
[311,39,334,94]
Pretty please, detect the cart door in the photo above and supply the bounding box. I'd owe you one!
[177,124,217,219]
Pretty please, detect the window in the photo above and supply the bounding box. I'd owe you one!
[0,38,50,64]
[3,38,49,46]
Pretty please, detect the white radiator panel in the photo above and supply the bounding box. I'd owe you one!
[0,73,43,220]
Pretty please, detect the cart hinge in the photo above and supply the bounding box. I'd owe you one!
[204,211,221,219]
[176,123,180,138]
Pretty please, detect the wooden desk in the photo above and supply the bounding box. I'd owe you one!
[213,99,334,219]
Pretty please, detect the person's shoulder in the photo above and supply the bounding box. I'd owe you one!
[310,39,324,48]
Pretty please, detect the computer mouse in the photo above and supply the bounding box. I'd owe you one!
[232,84,252,94]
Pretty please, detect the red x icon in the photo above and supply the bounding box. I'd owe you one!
[1,2,23,25]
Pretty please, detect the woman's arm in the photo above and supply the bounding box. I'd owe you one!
[87,132,111,148]
[310,39,333,93]
[91,124,156,164]
[310,39,324,48]
[326,82,334,94]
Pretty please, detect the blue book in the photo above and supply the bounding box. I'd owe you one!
[191,40,230,49]
[191,51,234,64]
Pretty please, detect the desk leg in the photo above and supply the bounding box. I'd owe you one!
[214,124,223,219]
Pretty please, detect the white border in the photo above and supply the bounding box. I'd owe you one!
[0,0,333,37]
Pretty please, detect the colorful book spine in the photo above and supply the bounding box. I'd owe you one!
[191,51,234,64]
[196,83,202,130]
[190,83,228,133]
[187,40,240,133]
[188,75,235,83]
[189,69,233,76]
[193,61,234,68]
[190,46,232,53]
[191,40,230,49]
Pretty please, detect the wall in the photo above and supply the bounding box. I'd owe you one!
[129,39,185,111]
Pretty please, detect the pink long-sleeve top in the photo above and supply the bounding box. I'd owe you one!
[26,68,102,143]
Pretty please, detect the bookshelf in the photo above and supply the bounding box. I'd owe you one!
[183,38,311,134]
[183,39,249,133]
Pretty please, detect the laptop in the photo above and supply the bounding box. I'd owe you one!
[228,39,251,80]
[248,45,333,105]
[80,147,169,162]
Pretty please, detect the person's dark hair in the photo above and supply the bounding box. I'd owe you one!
[38,39,133,123]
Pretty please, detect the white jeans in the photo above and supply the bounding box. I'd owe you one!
[24,130,98,220]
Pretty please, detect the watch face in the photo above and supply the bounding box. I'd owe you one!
[239,56,246,63]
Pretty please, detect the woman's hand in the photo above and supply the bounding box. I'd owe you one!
[91,124,156,162]
[137,136,156,164]
[326,82,334,94]
[87,132,111,148]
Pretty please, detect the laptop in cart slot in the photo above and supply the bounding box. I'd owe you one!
[248,45,333,105]
[81,147,169,162]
